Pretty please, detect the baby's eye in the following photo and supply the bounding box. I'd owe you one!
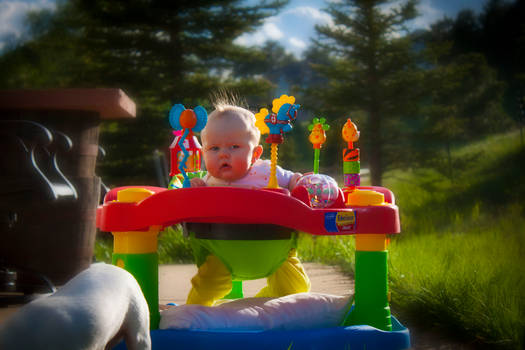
[231,145,240,149]
[209,146,219,151]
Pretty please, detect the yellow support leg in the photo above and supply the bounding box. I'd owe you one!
[267,143,279,189]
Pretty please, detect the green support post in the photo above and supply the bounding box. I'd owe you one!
[224,280,244,299]
[113,253,160,329]
[344,189,392,331]
[111,188,162,330]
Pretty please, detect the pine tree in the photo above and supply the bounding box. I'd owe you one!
[309,0,421,185]
[74,0,290,184]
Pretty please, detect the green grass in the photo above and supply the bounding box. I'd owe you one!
[297,213,525,349]
[298,130,525,349]
[389,216,525,349]
[94,234,113,263]
[297,234,356,275]
[386,129,525,235]
[157,226,194,264]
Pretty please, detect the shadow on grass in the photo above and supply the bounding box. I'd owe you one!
[453,147,525,209]
[397,146,525,234]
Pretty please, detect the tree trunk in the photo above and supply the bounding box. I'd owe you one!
[368,106,383,186]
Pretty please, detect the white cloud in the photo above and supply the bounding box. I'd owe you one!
[235,5,331,57]
[289,37,306,49]
[376,0,444,36]
[235,20,284,46]
[412,0,445,30]
[262,21,284,40]
[0,0,56,44]
[284,6,333,26]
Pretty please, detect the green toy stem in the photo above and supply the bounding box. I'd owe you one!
[313,148,320,174]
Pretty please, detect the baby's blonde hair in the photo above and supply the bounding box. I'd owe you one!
[202,91,261,145]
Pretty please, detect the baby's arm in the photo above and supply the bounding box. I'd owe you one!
[190,178,207,187]
[288,173,302,190]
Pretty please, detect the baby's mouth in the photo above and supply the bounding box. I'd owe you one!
[220,163,231,171]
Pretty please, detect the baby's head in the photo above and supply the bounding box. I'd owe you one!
[201,104,263,182]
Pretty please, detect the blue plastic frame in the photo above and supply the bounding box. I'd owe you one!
[115,315,410,350]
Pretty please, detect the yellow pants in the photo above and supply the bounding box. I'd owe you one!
[186,249,311,306]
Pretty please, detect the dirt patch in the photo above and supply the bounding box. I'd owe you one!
[158,262,354,305]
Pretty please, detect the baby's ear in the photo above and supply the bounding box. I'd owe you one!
[252,145,263,162]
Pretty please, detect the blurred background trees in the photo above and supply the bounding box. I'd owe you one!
[0,0,522,186]
[0,0,289,184]
[304,0,421,186]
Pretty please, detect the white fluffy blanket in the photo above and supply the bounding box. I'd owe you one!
[160,292,352,331]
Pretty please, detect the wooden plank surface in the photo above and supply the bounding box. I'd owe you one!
[0,89,136,119]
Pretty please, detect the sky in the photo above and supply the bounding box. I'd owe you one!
[0,0,487,55]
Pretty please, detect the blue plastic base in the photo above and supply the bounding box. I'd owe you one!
[114,315,410,350]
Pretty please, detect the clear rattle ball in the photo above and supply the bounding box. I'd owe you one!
[296,174,339,208]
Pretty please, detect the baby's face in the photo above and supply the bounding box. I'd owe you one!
[202,117,262,182]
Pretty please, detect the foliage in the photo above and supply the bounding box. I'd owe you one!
[2,0,520,184]
[0,0,288,185]
[157,226,194,264]
[388,130,525,233]
[93,233,113,263]
[301,0,519,185]
[425,0,525,121]
[406,48,508,181]
[306,0,422,185]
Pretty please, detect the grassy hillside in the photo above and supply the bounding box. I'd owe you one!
[299,130,525,349]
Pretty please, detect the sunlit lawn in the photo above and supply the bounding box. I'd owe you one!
[299,130,525,349]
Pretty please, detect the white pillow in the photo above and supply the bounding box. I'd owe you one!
[159,292,352,331]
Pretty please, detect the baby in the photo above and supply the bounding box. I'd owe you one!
[190,104,301,189]
[186,103,310,306]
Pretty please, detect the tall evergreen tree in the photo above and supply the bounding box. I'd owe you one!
[309,0,421,185]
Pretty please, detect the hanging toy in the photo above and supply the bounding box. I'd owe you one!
[168,104,207,188]
[341,118,360,189]
[308,117,330,174]
[255,95,300,189]
[168,130,204,189]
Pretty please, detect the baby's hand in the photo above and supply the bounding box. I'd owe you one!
[190,178,207,187]
[289,173,302,191]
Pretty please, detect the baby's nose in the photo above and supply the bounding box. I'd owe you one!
[219,150,230,158]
